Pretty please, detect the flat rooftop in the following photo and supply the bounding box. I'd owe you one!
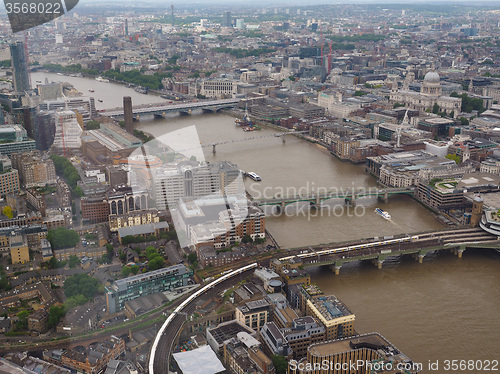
[309,295,354,322]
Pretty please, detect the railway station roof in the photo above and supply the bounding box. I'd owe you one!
[173,345,225,374]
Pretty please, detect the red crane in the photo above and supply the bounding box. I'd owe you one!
[60,115,67,157]
[328,41,332,74]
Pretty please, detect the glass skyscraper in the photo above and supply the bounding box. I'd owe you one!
[10,42,30,93]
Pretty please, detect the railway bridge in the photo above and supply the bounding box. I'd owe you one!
[280,227,499,274]
[99,98,239,120]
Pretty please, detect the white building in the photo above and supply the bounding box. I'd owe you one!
[318,91,361,119]
[200,79,237,99]
[390,71,462,118]
[52,111,83,149]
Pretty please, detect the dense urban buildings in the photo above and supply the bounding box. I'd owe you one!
[0,2,499,374]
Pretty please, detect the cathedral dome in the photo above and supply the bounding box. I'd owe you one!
[423,71,440,83]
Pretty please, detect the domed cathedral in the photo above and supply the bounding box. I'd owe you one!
[390,70,462,118]
[420,71,442,96]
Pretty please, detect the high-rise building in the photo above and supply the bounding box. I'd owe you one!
[0,155,20,196]
[52,110,83,149]
[0,110,4,125]
[34,111,56,151]
[9,42,30,93]
[222,11,232,27]
[153,161,244,209]
[236,19,245,30]
[123,96,133,134]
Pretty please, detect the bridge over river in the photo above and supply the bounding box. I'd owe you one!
[99,98,239,119]
[278,227,499,274]
[253,187,415,211]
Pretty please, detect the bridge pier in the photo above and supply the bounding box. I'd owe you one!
[309,201,318,210]
[345,198,356,207]
[414,250,427,263]
[457,249,465,258]
[273,203,284,215]
[372,256,385,269]
[282,136,286,143]
[329,261,343,275]
[378,191,389,204]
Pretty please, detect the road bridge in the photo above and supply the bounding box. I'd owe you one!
[254,187,415,212]
[99,98,239,119]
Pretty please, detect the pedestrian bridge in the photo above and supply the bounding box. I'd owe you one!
[99,98,239,119]
[254,187,415,210]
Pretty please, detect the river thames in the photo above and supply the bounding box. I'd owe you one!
[33,72,500,373]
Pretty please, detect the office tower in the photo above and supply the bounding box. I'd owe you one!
[123,96,133,134]
[0,110,4,125]
[10,42,30,93]
[124,18,128,36]
[222,11,232,27]
[236,19,245,30]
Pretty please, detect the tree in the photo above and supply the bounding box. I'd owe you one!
[460,117,469,126]
[16,310,29,331]
[271,355,288,374]
[47,227,80,250]
[74,186,84,197]
[63,274,99,304]
[2,206,13,219]
[0,266,11,292]
[242,234,253,244]
[130,265,140,275]
[68,255,80,269]
[122,266,132,277]
[187,253,197,264]
[432,103,440,114]
[148,256,164,270]
[446,153,461,164]
[86,120,100,130]
[48,305,66,329]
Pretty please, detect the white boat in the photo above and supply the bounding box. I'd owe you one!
[88,89,94,92]
[375,208,391,220]
[95,76,109,82]
[246,172,261,181]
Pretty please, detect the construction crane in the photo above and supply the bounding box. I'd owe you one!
[60,115,67,157]
[328,41,332,74]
